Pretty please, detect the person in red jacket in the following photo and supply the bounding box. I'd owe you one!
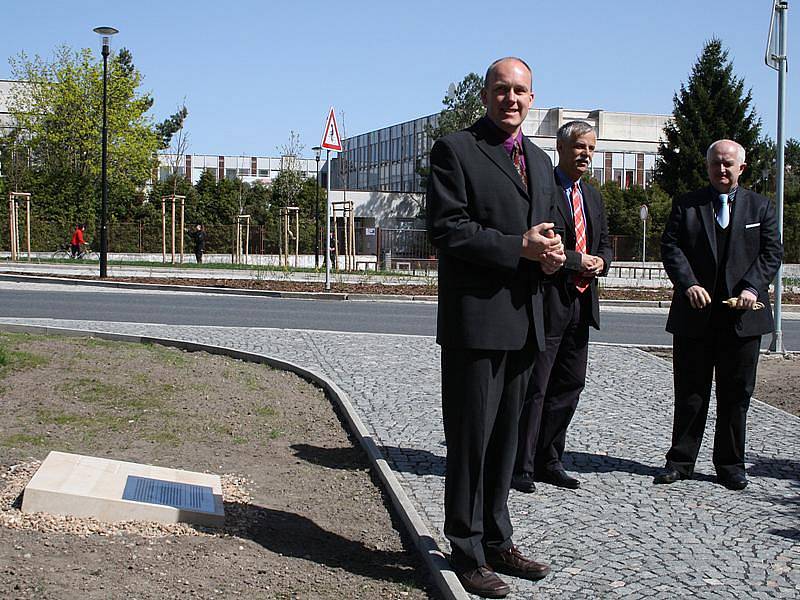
[70,224,87,258]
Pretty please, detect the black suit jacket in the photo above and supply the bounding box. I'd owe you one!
[427,117,559,352]
[661,186,783,338]
[545,174,612,331]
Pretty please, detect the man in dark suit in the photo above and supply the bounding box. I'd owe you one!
[427,56,565,598]
[655,139,782,491]
[513,121,612,493]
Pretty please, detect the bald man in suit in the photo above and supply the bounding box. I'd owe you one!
[427,56,565,598]
[654,139,782,491]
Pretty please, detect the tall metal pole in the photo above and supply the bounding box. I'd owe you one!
[770,1,788,353]
[99,38,110,278]
[325,150,331,290]
[314,148,321,269]
[94,27,118,276]
[642,219,647,266]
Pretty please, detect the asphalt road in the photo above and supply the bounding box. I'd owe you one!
[0,285,797,349]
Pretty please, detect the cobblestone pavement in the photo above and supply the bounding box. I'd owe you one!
[1,317,798,599]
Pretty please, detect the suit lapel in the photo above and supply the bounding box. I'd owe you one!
[729,187,748,235]
[476,136,529,197]
[552,169,573,234]
[583,183,599,249]
[699,187,718,263]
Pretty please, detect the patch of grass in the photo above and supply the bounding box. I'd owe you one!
[0,348,49,375]
[36,408,88,426]
[240,372,264,391]
[131,373,150,386]
[80,337,119,350]
[57,378,165,411]
[142,343,189,367]
[0,332,43,345]
[0,432,48,447]
[255,405,277,418]
[268,428,284,440]
[58,378,127,404]
[145,429,182,446]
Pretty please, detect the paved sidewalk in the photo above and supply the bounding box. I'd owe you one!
[1,317,798,599]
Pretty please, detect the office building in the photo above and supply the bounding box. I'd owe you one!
[333,107,671,192]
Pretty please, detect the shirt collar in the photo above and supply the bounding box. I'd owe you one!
[501,129,525,155]
[555,166,579,190]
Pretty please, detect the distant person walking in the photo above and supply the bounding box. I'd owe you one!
[191,224,206,264]
[655,139,783,491]
[70,224,87,258]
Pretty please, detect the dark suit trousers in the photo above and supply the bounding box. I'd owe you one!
[516,293,589,475]
[441,341,536,569]
[667,331,760,479]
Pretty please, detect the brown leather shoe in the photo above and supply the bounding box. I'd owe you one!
[455,566,511,598]
[485,545,551,580]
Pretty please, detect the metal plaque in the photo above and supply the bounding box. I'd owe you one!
[122,476,216,514]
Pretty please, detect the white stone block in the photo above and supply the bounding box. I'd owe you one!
[22,451,225,527]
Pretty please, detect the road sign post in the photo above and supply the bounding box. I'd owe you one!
[320,107,343,290]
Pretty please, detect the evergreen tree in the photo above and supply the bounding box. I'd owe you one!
[427,73,485,141]
[655,38,762,198]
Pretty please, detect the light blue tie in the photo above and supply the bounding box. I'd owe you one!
[717,194,730,229]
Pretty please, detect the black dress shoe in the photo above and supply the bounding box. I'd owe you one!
[485,545,550,581]
[718,473,748,490]
[511,472,536,493]
[653,468,688,485]
[536,469,580,489]
[455,565,510,598]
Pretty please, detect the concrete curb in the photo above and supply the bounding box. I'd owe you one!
[0,322,467,600]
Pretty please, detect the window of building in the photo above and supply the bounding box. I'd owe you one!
[625,170,635,188]
[593,168,604,183]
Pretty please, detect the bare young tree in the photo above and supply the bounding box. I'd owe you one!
[165,100,190,199]
[273,130,305,208]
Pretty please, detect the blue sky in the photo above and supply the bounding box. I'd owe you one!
[3,0,797,157]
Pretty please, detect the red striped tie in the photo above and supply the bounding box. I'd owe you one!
[572,182,590,293]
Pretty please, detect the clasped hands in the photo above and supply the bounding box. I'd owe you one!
[521,222,565,275]
[521,223,605,277]
[685,285,758,310]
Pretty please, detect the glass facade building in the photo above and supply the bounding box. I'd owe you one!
[333,107,670,192]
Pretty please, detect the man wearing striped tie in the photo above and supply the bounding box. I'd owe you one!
[513,121,612,493]
[655,139,782,491]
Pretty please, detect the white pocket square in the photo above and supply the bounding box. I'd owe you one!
[745,222,760,229]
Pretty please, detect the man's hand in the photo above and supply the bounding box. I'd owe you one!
[735,289,758,310]
[541,249,566,274]
[521,222,562,261]
[685,285,711,309]
[579,254,604,278]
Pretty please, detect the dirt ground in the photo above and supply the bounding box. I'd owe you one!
[647,348,800,417]
[0,333,434,599]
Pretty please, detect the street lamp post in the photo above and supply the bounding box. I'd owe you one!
[312,146,322,269]
[93,26,118,279]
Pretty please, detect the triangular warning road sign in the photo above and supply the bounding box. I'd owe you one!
[321,107,342,152]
